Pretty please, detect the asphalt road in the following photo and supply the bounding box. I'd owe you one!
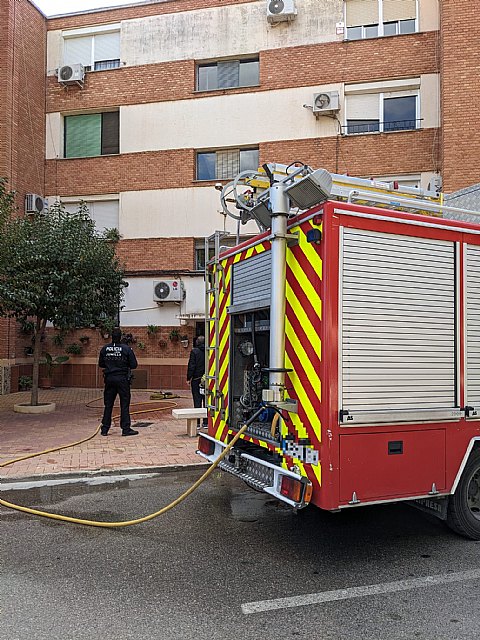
[1,469,480,640]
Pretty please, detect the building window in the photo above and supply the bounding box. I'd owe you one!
[345,0,417,40]
[63,30,120,71]
[64,112,119,158]
[62,199,119,233]
[196,147,259,181]
[195,245,215,271]
[345,90,419,134]
[195,236,252,270]
[196,57,259,91]
[383,95,417,131]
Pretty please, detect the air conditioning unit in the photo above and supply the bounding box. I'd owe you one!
[58,63,85,85]
[312,91,340,115]
[153,280,185,303]
[267,0,297,24]
[25,193,45,214]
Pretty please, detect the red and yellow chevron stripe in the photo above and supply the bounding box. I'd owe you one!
[207,215,323,493]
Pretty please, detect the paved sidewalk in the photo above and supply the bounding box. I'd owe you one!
[0,388,207,482]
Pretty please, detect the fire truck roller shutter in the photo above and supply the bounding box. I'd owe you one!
[229,250,271,313]
[465,245,480,417]
[340,228,457,424]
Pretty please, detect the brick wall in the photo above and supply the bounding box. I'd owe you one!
[45,149,195,196]
[46,60,196,113]
[262,32,437,92]
[0,0,45,377]
[45,130,439,197]
[261,129,440,178]
[116,237,195,271]
[0,0,14,184]
[46,33,437,114]
[13,326,193,391]
[0,317,17,361]
[10,0,46,207]
[46,0,258,31]
[440,1,480,192]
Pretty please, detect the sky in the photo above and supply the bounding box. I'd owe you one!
[34,0,141,16]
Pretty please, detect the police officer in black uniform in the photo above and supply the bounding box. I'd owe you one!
[187,334,207,429]
[98,327,139,436]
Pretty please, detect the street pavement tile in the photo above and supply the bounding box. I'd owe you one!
[0,388,206,480]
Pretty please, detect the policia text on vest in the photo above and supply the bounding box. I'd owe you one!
[98,328,139,436]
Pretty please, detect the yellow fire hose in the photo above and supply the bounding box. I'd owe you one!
[0,397,249,528]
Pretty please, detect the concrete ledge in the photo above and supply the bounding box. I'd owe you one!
[13,402,56,414]
[0,463,210,487]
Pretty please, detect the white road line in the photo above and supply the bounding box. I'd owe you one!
[241,569,480,615]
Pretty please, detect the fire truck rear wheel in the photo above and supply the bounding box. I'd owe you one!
[447,449,480,540]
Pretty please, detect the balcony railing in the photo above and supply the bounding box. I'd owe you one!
[342,119,423,135]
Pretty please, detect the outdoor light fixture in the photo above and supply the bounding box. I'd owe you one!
[284,168,332,210]
[249,199,272,228]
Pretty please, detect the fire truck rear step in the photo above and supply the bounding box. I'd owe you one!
[198,434,311,509]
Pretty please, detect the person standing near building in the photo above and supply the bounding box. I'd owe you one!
[98,327,139,436]
[187,335,207,428]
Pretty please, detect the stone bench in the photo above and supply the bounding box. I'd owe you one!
[172,408,207,437]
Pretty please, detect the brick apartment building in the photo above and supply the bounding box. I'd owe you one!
[0,0,478,393]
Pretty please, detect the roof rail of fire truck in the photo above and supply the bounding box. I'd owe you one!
[218,163,480,231]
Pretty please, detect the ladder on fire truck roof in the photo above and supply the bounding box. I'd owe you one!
[221,163,480,236]
[222,163,480,227]
[204,230,229,417]
[254,164,445,217]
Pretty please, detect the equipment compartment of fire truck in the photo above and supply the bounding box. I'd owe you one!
[197,163,480,540]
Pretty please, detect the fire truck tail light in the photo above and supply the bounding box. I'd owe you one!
[198,436,215,456]
[280,476,303,503]
[304,483,313,504]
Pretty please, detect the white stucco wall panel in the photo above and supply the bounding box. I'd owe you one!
[419,74,440,129]
[121,0,342,67]
[120,84,341,153]
[121,276,204,326]
[46,0,439,72]
[119,188,259,239]
[47,31,63,75]
[46,113,62,160]
[419,0,440,31]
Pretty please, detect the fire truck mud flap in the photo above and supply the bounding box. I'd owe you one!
[197,433,312,509]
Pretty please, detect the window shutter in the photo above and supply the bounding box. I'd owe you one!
[240,148,259,173]
[90,201,119,232]
[345,0,379,27]
[101,112,120,155]
[61,200,119,233]
[64,35,92,67]
[62,202,79,215]
[216,149,240,180]
[465,245,480,412]
[340,229,456,420]
[231,251,271,311]
[65,114,101,158]
[346,93,379,120]
[383,0,416,22]
[217,60,240,89]
[94,31,120,62]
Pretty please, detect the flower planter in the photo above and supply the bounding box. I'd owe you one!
[39,377,52,389]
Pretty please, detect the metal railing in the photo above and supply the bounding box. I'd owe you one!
[342,118,423,135]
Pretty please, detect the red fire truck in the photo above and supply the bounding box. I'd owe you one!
[197,165,480,539]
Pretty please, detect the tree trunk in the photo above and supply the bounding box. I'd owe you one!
[30,317,46,406]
